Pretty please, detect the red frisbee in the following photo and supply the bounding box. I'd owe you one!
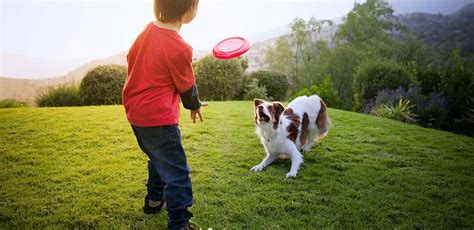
[213,37,251,59]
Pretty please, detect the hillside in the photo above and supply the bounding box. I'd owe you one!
[398,3,474,57]
[0,102,473,228]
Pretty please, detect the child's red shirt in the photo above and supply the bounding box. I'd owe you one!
[122,22,195,127]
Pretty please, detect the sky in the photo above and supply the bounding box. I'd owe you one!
[1,0,473,78]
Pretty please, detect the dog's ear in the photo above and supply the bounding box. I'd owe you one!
[272,102,285,118]
[254,99,265,108]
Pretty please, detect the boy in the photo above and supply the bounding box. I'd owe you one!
[122,0,205,229]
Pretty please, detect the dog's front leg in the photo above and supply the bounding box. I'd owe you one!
[286,144,304,178]
[251,153,277,172]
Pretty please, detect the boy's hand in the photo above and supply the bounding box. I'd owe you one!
[191,102,209,123]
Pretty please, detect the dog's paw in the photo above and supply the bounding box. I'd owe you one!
[286,171,297,178]
[302,144,313,152]
[251,164,265,172]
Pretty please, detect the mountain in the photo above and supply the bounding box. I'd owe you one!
[398,3,474,56]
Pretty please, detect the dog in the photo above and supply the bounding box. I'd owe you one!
[251,95,330,178]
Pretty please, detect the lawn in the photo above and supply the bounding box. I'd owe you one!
[0,101,473,228]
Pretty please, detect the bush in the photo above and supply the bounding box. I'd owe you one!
[354,59,412,104]
[291,77,341,108]
[243,78,268,100]
[79,65,126,105]
[36,84,83,107]
[248,70,289,101]
[0,99,28,108]
[194,55,244,101]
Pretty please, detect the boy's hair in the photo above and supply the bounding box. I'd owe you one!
[154,0,197,23]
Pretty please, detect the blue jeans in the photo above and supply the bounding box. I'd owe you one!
[131,125,193,230]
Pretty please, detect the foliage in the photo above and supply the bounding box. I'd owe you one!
[265,35,294,80]
[243,78,268,101]
[372,98,417,123]
[1,103,473,228]
[417,69,442,96]
[0,99,28,108]
[416,93,450,129]
[194,55,245,101]
[439,49,474,136]
[335,0,403,49]
[393,35,440,70]
[354,59,412,104]
[79,65,126,106]
[263,0,470,136]
[291,77,341,108]
[249,70,289,101]
[36,84,83,107]
[266,17,333,94]
[238,56,249,72]
[323,44,362,110]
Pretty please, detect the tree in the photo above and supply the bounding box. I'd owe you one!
[335,0,402,49]
[323,44,362,110]
[265,35,295,83]
[266,17,333,94]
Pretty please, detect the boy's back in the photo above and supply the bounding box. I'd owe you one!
[123,22,195,127]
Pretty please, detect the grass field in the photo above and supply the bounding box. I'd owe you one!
[0,101,473,228]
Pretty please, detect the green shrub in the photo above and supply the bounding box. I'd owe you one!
[0,99,28,108]
[36,84,82,107]
[354,59,412,103]
[194,55,244,101]
[79,65,126,106]
[249,70,289,101]
[291,77,341,108]
[244,78,268,100]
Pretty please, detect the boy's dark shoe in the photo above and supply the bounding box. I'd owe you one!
[143,195,166,214]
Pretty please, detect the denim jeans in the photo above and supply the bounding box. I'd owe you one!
[131,125,193,230]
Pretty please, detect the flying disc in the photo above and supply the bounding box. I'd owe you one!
[213,37,251,59]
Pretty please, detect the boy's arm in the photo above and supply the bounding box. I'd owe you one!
[180,84,201,110]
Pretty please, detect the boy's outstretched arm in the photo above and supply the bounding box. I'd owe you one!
[180,84,208,123]
[180,84,201,110]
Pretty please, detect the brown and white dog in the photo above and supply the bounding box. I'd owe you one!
[252,95,330,178]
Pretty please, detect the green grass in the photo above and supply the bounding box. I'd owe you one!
[0,101,473,228]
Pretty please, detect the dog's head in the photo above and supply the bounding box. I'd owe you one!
[254,99,285,128]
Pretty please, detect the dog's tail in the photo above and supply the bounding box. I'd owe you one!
[316,98,330,139]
